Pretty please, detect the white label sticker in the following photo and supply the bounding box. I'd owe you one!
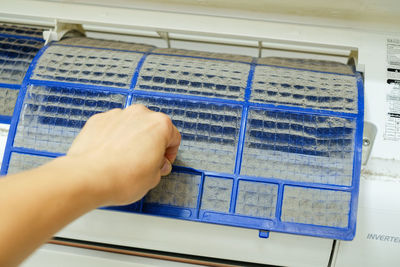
[387,39,400,67]
[384,84,400,140]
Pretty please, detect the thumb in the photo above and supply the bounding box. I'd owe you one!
[160,158,172,176]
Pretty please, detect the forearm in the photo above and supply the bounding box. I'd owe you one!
[0,156,103,267]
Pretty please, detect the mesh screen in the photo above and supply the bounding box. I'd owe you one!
[14,84,126,153]
[8,152,52,174]
[282,186,351,228]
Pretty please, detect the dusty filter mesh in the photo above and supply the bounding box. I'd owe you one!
[241,109,355,186]
[58,37,154,52]
[14,84,126,153]
[236,180,278,219]
[0,88,19,116]
[282,186,351,228]
[0,24,45,39]
[137,54,249,100]
[2,37,363,240]
[256,57,354,75]
[0,24,44,121]
[251,66,357,113]
[201,177,233,213]
[134,95,242,174]
[32,45,144,89]
[0,36,43,84]
[145,172,201,209]
[7,153,52,175]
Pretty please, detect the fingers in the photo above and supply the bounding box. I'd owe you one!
[126,103,181,165]
[124,103,149,113]
[160,158,172,176]
[165,124,181,164]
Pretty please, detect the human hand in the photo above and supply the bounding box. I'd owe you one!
[0,104,181,266]
[65,104,181,206]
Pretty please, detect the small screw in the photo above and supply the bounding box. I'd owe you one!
[363,138,370,146]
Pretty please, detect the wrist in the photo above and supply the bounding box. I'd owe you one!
[48,156,109,208]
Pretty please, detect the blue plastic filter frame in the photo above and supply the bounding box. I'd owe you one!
[0,39,364,240]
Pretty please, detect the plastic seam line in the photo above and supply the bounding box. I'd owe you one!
[29,79,131,95]
[0,33,44,42]
[0,115,12,124]
[11,147,64,159]
[0,83,21,90]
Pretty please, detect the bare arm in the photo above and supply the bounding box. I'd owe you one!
[0,104,181,266]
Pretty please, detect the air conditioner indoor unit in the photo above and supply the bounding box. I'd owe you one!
[0,1,399,266]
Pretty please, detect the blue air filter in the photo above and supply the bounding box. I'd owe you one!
[0,37,364,240]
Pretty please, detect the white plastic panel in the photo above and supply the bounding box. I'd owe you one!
[333,175,400,267]
[27,0,400,33]
[57,210,332,267]
[0,124,9,162]
[22,244,194,267]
